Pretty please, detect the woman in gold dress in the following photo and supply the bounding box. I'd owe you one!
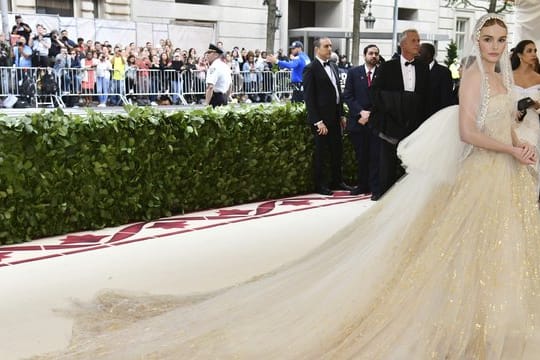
[40,14,540,359]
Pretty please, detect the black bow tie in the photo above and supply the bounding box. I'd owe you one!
[404,60,415,66]
[323,61,330,67]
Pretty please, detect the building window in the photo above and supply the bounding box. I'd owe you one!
[93,0,99,18]
[36,0,74,17]
[397,8,418,21]
[455,17,468,56]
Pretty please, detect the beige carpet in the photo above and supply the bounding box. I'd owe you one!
[0,192,373,359]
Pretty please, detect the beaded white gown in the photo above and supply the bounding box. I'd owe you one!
[513,84,540,176]
[39,93,540,359]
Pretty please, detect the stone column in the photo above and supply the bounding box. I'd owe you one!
[103,0,131,20]
[80,0,96,18]
[278,0,288,52]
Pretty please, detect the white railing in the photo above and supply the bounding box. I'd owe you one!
[0,66,294,108]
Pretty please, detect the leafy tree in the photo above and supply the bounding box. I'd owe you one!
[445,41,458,67]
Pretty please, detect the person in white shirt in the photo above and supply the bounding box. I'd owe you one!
[95,54,112,107]
[204,43,232,107]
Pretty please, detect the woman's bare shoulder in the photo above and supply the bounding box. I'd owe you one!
[513,70,540,88]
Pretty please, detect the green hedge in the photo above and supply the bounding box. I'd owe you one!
[0,104,357,244]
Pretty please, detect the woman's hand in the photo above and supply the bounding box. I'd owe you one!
[523,142,538,163]
[511,144,537,165]
[517,109,526,122]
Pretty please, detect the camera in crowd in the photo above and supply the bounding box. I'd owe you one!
[33,31,51,40]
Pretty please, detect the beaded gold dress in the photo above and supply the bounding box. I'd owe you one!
[40,93,540,359]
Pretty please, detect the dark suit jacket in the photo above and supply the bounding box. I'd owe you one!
[428,61,455,117]
[343,64,378,133]
[369,58,430,141]
[303,59,344,126]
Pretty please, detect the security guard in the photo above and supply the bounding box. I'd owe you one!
[267,41,311,103]
[204,43,232,107]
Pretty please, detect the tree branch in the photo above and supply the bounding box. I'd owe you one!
[446,0,514,13]
[446,0,488,12]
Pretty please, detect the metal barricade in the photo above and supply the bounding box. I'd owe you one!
[0,66,294,108]
[273,70,293,102]
[126,68,186,106]
[56,67,128,107]
[181,69,207,105]
[0,66,63,108]
[231,70,274,103]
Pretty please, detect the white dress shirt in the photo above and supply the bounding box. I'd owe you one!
[400,55,416,92]
[317,57,340,104]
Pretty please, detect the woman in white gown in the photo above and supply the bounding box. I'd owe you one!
[512,40,540,180]
[39,14,540,359]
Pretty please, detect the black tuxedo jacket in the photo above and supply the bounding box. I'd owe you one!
[369,58,431,141]
[428,61,456,117]
[303,60,344,126]
[343,64,378,133]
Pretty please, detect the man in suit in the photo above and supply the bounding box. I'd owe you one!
[303,37,352,195]
[418,42,456,116]
[343,44,381,197]
[369,29,431,200]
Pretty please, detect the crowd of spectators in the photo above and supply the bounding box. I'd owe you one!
[0,14,305,108]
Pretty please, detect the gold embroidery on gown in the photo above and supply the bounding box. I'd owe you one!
[37,94,540,359]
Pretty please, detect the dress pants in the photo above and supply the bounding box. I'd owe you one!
[291,82,304,103]
[349,127,380,194]
[210,92,228,107]
[378,139,405,197]
[312,120,343,189]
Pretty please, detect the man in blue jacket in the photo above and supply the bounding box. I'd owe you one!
[267,41,311,102]
[343,44,381,198]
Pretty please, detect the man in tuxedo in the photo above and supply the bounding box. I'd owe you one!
[418,42,456,116]
[303,37,352,195]
[343,44,381,198]
[369,29,431,199]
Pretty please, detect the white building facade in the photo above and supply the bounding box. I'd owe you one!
[2,0,527,63]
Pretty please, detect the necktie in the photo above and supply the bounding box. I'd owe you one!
[367,70,372,87]
[323,61,329,67]
[405,60,414,66]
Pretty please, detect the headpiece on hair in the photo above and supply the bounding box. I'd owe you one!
[458,13,512,160]
[473,13,505,41]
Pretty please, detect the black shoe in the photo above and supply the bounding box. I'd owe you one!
[316,187,333,196]
[370,194,381,201]
[330,182,355,191]
[350,187,370,196]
